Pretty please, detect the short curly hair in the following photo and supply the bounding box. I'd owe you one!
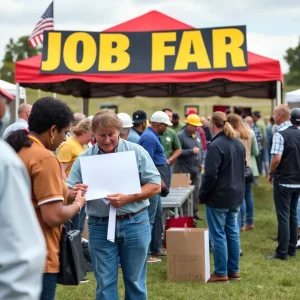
[29,97,74,133]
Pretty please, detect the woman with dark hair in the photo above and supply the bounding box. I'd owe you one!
[5,97,87,300]
[199,111,245,283]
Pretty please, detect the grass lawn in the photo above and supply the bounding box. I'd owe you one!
[56,178,300,300]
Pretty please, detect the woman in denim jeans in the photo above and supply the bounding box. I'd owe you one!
[67,109,161,300]
[199,112,245,283]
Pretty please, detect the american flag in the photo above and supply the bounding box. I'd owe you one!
[28,2,54,47]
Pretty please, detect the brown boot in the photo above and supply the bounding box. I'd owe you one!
[228,273,241,281]
[246,224,254,231]
[208,273,229,284]
[240,226,246,232]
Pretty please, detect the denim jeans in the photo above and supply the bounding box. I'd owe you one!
[40,273,58,300]
[297,198,300,228]
[191,173,202,215]
[240,183,254,227]
[88,210,151,300]
[169,165,173,182]
[147,194,162,255]
[206,205,240,276]
[273,184,300,257]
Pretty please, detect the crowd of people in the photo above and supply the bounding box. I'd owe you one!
[1,95,300,299]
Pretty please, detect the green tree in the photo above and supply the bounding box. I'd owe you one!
[0,35,41,82]
[0,61,14,82]
[284,37,300,85]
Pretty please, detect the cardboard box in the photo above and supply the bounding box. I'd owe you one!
[171,173,190,188]
[166,228,210,282]
[82,217,89,240]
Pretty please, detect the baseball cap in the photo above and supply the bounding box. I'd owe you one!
[132,110,147,125]
[117,113,133,128]
[151,111,173,126]
[173,112,180,119]
[185,109,198,117]
[252,111,261,118]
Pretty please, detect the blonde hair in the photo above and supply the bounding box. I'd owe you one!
[72,118,91,136]
[211,111,235,140]
[227,113,250,140]
[92,109,122,133]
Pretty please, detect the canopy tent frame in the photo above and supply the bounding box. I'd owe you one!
[14,10,283,117]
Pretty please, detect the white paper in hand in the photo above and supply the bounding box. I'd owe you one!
[80,151,142,243]
[79,151,141,201]
[102,199,117,242]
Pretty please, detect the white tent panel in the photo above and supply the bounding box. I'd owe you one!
[0,80,26,100]
[286,89,300,104]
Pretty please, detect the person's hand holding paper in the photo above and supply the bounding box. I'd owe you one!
[72,183,89,197]
[106,193,131,208]
[80,151,142,200]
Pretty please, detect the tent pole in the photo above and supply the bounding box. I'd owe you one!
[276,80,282,106]
[16,83,20,121]
[82,97,89,116]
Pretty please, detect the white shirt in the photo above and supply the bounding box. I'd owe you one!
[2,118,28,140]
[0,139,46,300]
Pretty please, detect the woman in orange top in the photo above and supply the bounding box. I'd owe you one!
[6,97,87,300]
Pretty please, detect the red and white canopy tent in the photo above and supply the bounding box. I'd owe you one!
[15,10,283,118]
[0,88,15,102]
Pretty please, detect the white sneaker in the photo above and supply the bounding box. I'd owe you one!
[80,278,89,283]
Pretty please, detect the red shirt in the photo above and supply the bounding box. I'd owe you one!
[197,127,207,151]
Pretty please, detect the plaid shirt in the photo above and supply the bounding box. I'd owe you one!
[271,121,300,187]
[271,121,292,156]
[252,124,263,151]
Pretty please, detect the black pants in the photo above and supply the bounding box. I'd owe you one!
[273,184,300,257]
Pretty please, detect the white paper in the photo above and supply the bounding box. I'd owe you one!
[80,151,142,242]
[80,151,142,201]
[102,199,117,242]
[107,205,116,242]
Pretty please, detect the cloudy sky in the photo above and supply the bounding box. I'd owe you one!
[1,0,299,73]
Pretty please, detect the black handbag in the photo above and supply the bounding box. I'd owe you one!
[156,165,171,197]
[57,224,87,285]
[245,165,254,184]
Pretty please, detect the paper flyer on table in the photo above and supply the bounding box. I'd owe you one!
[80,151,141,242]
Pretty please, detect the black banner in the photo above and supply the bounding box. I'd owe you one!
[41,26,248,74]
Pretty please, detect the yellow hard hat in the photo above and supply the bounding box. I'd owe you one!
[185,114,202,127]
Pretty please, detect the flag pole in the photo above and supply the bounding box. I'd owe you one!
[52,1,56,99]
